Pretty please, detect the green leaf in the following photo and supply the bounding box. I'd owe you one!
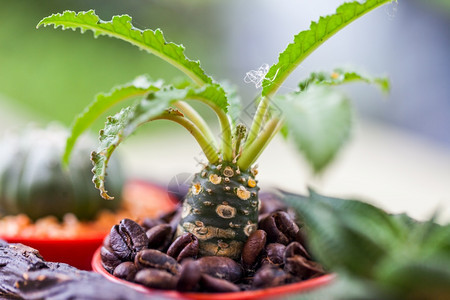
[91,84,225,199]
[283,190,403,277]
[284,196,383,277]
[376,255,450,298]
[277,86,352,173]
[262,0,394,96]
[63,75,163,166]
[282,189,450,299]
[279,124,289,140]
[37,10,213,86]
[91,107,135,200]
[298,68,390,93]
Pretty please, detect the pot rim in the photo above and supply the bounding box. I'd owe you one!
[0,234,106,243]
[92,247,335,299]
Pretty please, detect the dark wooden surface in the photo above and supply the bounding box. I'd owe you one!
[0,240,168,299]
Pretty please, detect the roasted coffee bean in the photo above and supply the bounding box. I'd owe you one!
[176,259,201,292]
[159,208,179,224]
[274,211,303,243]
[109,218,149,261]
[199,274,240,293]
[146,224,173,251]
[284,241,310,260]
[100,245,122,274]
[241,230,266,267]
[252,265,290,289]
[197,256,243,283]
[135,249,180,275]
[258,212,270,223]
[103,234,111,247]
[167,208,183,233]
[167,233,199,262]
[263,243,286,266]
[258,192,286,215]
[141,217,164,231]
[134,268,178,290]
[113,261,137,281]
[284,256,325,280]
[258,211,302,245]
[258,213,289,245]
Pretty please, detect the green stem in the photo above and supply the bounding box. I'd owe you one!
[237,118,282,170]
[188,98,233,162]
[233,124,247,159]
[154,113,219,164]
[173,101,217,148]
[244,96,269,149]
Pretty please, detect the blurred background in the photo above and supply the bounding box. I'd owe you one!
[1,0,449,221]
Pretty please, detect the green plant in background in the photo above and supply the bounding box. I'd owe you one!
[282,191,450,299]
[37,0,392,258]
[0,125,124,221]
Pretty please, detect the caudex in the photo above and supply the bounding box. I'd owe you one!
[38,0,394,259]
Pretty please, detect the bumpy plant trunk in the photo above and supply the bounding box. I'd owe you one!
[177,162,259,259]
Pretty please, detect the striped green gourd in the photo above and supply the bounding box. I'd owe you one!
[0,125,124,221]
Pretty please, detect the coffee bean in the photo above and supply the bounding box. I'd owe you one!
[200,274,240,293]
[109,219,149,261]
[284,256,324,280]
[141,217,164,231]
[176,259,201,292]
[134,268,178,290]
[103,234,111,247]
[113,261,137,281]
[258,213,289,245]
[258,192,286,215]
[167,233,199,262]
[100,245,122,274]
[241,230,266,267]
[284,241,310,260]
[252,265,290,289]
[258,212,302,245]
[135,249,180,276]
[146,224,173,251]
[167,208,183,233]
[159,208,179,223]
[274,211,303,243]
[263,243,286,266]
[197,256,243,283]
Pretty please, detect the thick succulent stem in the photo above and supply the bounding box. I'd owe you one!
[173,101,217,148]
[237,118,282,171]
[244,96,269,148]
[154,112,219,164]
[188,98,233,162]
[177,162,259,259]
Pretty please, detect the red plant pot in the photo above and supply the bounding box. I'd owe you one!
[3,234,105,270]
[0,180,177,270]
[92,248,334,299]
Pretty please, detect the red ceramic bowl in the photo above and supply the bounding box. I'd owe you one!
[92,248,334,299]
[0,180,176,270]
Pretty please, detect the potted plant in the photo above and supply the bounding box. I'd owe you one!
[37,0,395,296]
[0,125,174,270]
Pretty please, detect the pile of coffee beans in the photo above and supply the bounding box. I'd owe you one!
[100,193,325,293]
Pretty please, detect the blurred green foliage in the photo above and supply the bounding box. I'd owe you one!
[0,0,225,131]
[283,190,450,299]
